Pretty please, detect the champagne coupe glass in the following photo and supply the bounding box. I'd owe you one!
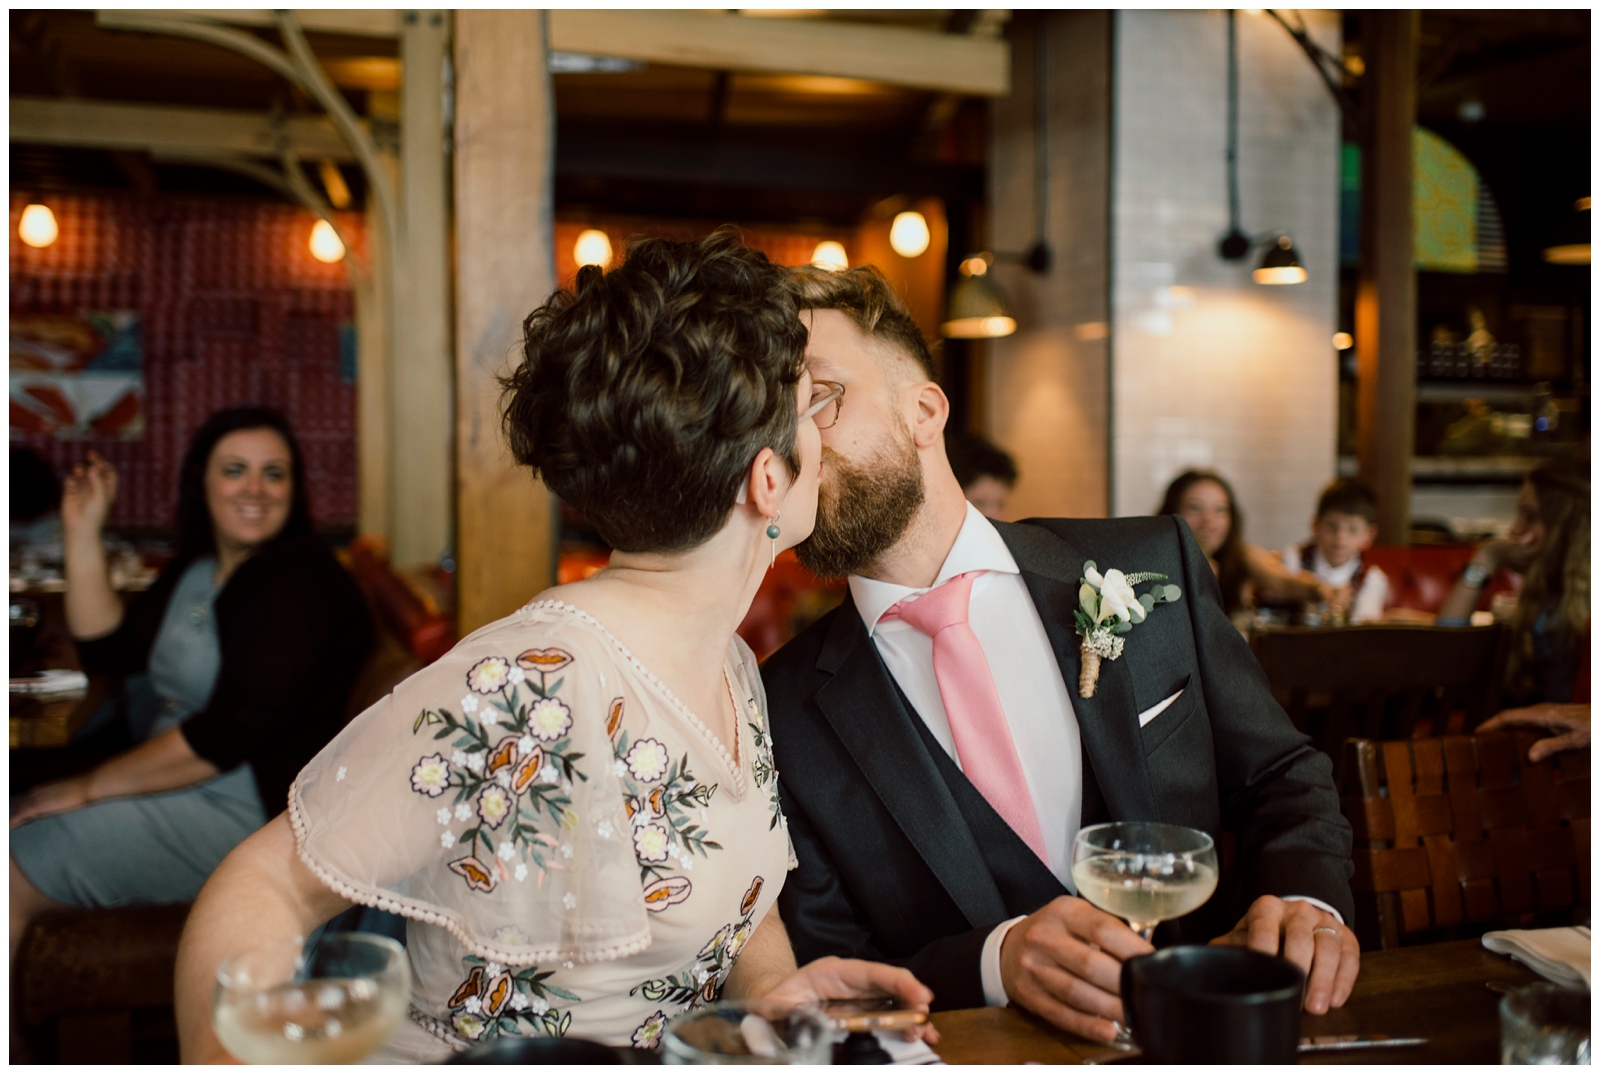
[213,932,410,1064]
[1071,822,1219,1048]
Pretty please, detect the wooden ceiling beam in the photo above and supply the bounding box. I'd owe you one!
[9,96,357,161]
[100,9,1011,96]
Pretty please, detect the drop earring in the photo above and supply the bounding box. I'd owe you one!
[766,511,781,569]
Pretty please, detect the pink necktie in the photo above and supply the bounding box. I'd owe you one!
[882,571,1050,865]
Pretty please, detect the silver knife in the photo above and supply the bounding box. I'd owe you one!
[1299,1035,1428,1052]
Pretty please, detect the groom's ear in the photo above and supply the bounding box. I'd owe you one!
[908,381,950,450]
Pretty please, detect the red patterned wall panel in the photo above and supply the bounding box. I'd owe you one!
[10,192,365,530]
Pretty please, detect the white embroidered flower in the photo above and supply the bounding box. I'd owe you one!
[597,820,614,839]
[540,763,560,785]
[461,695,479,714]
[514,862,528,882]
[463,751,485,775]
[336,766,347,782]
[509,992,529,1011]
[633,823,670,862]
[612,758,628,778]
[477,785,512,829]
[436,807,451,825]
[508,666,526,685]
[697,968,711,985]
[410,754,450,797]
[455,802,473,822]
[562,961,574,970]
[485,962,503,976]
[441,830,456,849]
[497,841,515,861]
[562,891,577,910]
[530,996,550,1015]
[528,697,573,742]
[453,1012,485,1040]
[561,778,573,793]
[452,750,468,766]
[519,734,536,753]
[464,995,482,1014]
[496,769,513,789]
[625,738,670,783]
[680,855,693,872]
[467,657,512,695]
[1096,568,1144,624]
[494,925,528,946]
[560,843,574,859]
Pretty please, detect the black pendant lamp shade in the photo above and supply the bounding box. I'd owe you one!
[1253,236,1307,285]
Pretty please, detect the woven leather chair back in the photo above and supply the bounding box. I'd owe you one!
[1250,624,1507,779]
[1340,731,1590,950]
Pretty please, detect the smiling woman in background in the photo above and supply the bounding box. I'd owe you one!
[1158,469,1331,626]
[10,407,372,963]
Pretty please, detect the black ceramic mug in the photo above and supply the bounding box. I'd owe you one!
[1121,946,1304,1063]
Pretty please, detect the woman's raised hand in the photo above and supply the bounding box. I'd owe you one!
[61,450,119,535]
[762,956,939,1044]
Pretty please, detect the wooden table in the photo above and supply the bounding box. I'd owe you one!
[928,939,1543,1064]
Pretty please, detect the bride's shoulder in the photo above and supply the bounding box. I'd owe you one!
[408,599,628,695]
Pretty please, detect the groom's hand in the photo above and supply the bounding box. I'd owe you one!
[998,895,1154,1042]
[1209,895,1360,1014]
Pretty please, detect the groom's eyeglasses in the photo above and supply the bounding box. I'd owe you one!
[801,380,845,430]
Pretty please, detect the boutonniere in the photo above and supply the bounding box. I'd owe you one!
[1073,562,1183,699]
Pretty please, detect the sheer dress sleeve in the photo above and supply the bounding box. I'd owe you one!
[290,617,650,967]
[728,636,797,871]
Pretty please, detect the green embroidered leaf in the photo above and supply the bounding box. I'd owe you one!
[547,677,564,696]
[545,984,580,1002]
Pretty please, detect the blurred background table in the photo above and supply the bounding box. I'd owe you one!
[928,938,1542,1065]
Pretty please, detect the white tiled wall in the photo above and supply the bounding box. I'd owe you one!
[1110,10,1342,550]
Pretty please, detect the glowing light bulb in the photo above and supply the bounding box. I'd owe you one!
[1332,332,1354,350]
[18,204,58,248]
[960,256,989,277]
[889,211,930,258]
[811,241,848,271]
[309,219,345,263]
[574,229,613,268]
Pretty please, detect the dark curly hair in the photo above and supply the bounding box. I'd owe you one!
[500,229,807,554]
[175,406,314,564]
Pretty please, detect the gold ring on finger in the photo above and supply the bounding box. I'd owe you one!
[1313,926,1340,938]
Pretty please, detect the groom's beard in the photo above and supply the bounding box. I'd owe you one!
[796,431,925,579]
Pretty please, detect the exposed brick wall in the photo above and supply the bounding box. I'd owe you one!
[10,192,364,531]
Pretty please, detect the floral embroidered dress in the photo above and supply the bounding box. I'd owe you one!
[290,600,792,1061]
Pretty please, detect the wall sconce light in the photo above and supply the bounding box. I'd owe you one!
[309,219,346,263]
[574,228,613,268]
[811,240,849,271]
[942,255,1017,339]
[18,203,59,249]
[1252,236,1307,285]
[1332,331,1354,350]
[1542,196,1590,266]
[889,211,930,258]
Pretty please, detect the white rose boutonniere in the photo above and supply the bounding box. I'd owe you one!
[1075,561,1183,698]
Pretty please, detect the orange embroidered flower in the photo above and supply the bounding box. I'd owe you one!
[511,745,545,794]
[449,855,497,892]
[740,876,764,918]
[606,697,626,740]
[642,875,692,912]
[516,648,574,675]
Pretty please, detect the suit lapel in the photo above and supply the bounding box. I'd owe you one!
[995,521,1161,823]
[813,594,1009,929]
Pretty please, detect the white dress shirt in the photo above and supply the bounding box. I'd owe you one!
[853,504,1339,1008]
[1280,543,1390,624]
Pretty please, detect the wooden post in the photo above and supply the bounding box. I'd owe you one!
[394,9,454,568]
[1355,10,1417,545]
[453,11,558,634]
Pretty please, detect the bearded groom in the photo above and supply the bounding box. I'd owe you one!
[761,266,1358,1043]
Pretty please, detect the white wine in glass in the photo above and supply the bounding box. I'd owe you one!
[214,932,410,1064]
[1070,822,1219,1048]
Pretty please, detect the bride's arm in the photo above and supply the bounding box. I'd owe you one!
[724,908,938,1042]
[174,814,353,1063]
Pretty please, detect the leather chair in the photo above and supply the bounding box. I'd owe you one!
[1340,730,1590,951]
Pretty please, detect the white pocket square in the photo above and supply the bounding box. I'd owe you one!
[1138,690,1184,728]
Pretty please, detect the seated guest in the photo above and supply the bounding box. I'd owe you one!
[1159,469,1330,625]
[765,265,1356,1045]
[1440,457,1589,759]
[1279,479,1389,624]
[10,408,373,962]
[173,234,933,1062]
[947,432,1018,520]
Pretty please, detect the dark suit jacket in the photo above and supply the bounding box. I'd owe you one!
[762,515,1354,1010]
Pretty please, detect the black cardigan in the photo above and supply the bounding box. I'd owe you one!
[76,533,374,817]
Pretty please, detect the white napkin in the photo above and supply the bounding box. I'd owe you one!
[1483,926,1591,989]
[9,668,88,698]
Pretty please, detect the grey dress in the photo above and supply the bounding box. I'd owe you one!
[12,558,267,908]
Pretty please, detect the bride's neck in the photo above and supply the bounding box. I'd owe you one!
[552,521,769,691]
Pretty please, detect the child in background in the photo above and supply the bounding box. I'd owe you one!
[1281,479,1390,623]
